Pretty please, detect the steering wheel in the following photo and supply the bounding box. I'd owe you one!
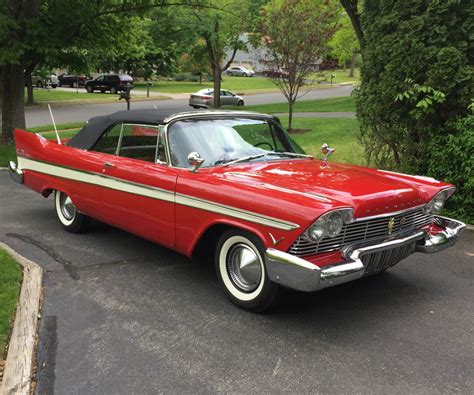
[254,142,273,150]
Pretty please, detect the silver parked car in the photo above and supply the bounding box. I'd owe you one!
[225,66,255,77]
[189,89,244,108]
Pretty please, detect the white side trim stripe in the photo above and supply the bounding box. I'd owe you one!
[17,157,299,231]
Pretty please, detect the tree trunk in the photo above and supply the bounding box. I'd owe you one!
[349,52,355,78]
[25,71,35,105]
[213,64,221,108]
[1,64,26,144]
[288,100,294,131]
[340,0,364,48]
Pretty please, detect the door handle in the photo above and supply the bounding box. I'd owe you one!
[104,161,116,169]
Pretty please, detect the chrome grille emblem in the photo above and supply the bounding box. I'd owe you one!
[400,216,407,227]
[387,217,395,235]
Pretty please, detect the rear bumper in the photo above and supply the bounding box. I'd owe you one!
[8,160,23,184]
[265,216,466,292]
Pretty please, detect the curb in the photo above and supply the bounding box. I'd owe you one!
[0,243,43,395]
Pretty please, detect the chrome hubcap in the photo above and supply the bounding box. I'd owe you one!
[60,193,76,220]
[226,243,262,292]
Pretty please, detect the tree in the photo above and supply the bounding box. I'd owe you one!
[186,0,252,108]
[339,0,363,47]
[259,0,338,130]
[329,16,359,77]
[179,38,211,83]
[0,0,194,144]
[357,0,473,221]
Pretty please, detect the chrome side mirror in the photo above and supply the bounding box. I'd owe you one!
[187,152,205,173]
[321,143,335,161]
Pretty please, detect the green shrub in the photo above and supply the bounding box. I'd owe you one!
[427,116,474,223]
[358,0,474,221]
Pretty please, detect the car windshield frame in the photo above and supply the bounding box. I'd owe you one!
[163,115,308,170]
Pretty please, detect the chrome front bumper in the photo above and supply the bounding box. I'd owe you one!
[265,216,466,292]
[8,160,23,184]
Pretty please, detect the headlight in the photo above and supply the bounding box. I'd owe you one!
[307,208,354,241]
[423,187,456,214]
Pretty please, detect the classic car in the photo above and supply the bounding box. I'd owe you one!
[8,109,465,312]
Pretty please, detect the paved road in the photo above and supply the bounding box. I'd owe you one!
[25,85,353,127]
[0,171,473,394]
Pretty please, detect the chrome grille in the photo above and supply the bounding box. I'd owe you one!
[289,207,433,257]
[362,242,415,274]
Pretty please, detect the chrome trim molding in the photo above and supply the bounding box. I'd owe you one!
[8,160,23,184]
[266,216,465,292]
[163,110,273,124]
[176,193,299,231]
[17,157,299,231]
[354,203,426,222]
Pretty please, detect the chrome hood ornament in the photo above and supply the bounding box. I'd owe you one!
[321,143,335,161]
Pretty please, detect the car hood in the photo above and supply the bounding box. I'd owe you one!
[215,159,437,218]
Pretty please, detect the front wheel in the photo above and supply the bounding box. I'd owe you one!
[237,100,244,106]
[86,85,93,93]
[110,86,117,94]
[54,191,89,233]
[215,229,280,312]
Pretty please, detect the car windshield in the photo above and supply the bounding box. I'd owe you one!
[168,118,307,168]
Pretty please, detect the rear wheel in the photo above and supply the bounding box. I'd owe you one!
[215,229,280,312]
[72,81,78,88]
[86,85,93,93]
[54,191,89,233]
[37,80,43,88]
[110,86,117,94]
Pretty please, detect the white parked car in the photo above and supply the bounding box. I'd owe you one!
[189,89,244,108]
[225,66,255,77]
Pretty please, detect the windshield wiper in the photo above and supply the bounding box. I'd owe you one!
[222,153,266,166]
[266,151,313,158]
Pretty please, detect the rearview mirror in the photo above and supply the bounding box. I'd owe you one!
[187,152,205,173]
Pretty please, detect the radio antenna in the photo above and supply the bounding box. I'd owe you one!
[48,104,61,145]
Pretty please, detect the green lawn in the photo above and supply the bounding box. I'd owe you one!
[30,122,85,133]
[0,249,22,357]
[26,88,118,104]
[310,68,360,85]
[0,144,16,168]
[279,117,366,166]
[226,96,356,114]
[134,76,324,94]
[134,77,277,94]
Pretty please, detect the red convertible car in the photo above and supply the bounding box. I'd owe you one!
[9,109,465,311]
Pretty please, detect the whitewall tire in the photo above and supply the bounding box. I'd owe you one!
[54,191,89,233]
[215,229,280,312]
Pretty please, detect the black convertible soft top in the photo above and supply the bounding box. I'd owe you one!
[67,108,276,150]
[67,109,170,150]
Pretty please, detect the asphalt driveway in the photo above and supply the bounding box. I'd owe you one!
[0,171,473,394]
